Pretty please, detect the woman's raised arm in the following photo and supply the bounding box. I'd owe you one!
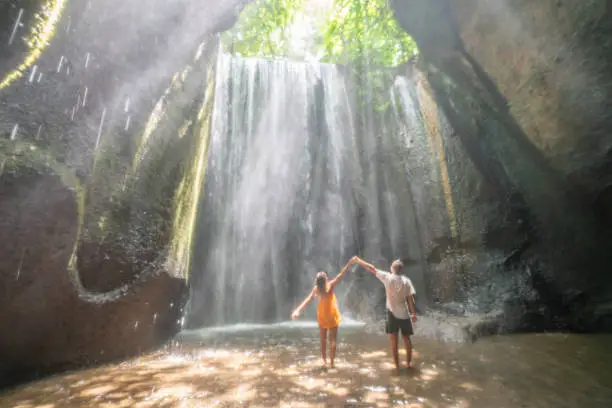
[329,256,357,289]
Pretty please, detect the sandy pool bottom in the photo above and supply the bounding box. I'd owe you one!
[1,324,611,407]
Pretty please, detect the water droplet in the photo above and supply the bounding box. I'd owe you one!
[134,321,139,330]
[95,108,106,149]
[28,65,38,83]
[57,56,64,73]
[82,87,88,107]
[84,52,90,69]
[124,97,130,113]
[35,125,42,140]
[16,248,25,280]
[8,9,23,46]
[10,124,18,140]
[37,72,43,83]
[124,115,131,132]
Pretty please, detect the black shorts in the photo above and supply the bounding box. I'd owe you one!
[385,309,413,336]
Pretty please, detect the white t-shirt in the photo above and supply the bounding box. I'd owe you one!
[375,269,416,320]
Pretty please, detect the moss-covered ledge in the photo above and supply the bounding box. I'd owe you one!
[0,141,187,388]
[0,0,240,389]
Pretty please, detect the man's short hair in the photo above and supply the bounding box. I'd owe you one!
[391,259,404,273]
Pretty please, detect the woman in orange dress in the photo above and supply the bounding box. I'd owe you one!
[291,256,356,368]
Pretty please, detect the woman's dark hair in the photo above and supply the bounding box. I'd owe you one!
[315,272,327,293]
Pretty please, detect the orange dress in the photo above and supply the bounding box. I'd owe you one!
[317,290,342,329]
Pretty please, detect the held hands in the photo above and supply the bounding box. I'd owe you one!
[348,255,362,270]
[347,256,360,270]
[349,255,376,275]
[291,310,300,320]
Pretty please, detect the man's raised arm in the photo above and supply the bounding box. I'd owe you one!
[354,256,377,275]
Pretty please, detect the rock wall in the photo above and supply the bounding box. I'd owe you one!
[0,0,241,388]
[0,162,186,387]
[393,0,612,331]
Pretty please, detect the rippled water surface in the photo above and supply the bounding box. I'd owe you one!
[2,321,612,407]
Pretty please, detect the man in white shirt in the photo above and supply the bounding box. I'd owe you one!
[354,257,417,371]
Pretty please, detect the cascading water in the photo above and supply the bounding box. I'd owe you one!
[187,52,430,327]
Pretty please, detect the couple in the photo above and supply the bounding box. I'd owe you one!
[291,256,417,372]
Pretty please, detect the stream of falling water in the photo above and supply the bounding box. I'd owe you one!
[193,54,358,325]
[1,325,611,407]
[187,53,428,327]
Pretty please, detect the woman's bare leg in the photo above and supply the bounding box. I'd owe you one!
[319,327,328,367]
[329,327,338,368]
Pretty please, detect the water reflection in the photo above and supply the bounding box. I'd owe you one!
[1,324,611,407]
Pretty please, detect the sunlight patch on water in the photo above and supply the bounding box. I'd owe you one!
[2,332,612,408]
[179,318,366,339]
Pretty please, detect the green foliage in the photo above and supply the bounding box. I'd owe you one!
[221,0,419,113]
[322,0,417,68]
[222,0,305,57]
[323,0,418,114]
[222,0,417,67]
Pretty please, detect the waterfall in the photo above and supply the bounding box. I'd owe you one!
[187,53,429,326]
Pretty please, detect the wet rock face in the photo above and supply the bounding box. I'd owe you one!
[391,0,461,61]
[0,0,230,388]
[393,0,612,331]
[0,168,187,388]
[450,0,612,192]
[0,0,45,78]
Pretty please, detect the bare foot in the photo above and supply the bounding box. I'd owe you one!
[330,361,335,369]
